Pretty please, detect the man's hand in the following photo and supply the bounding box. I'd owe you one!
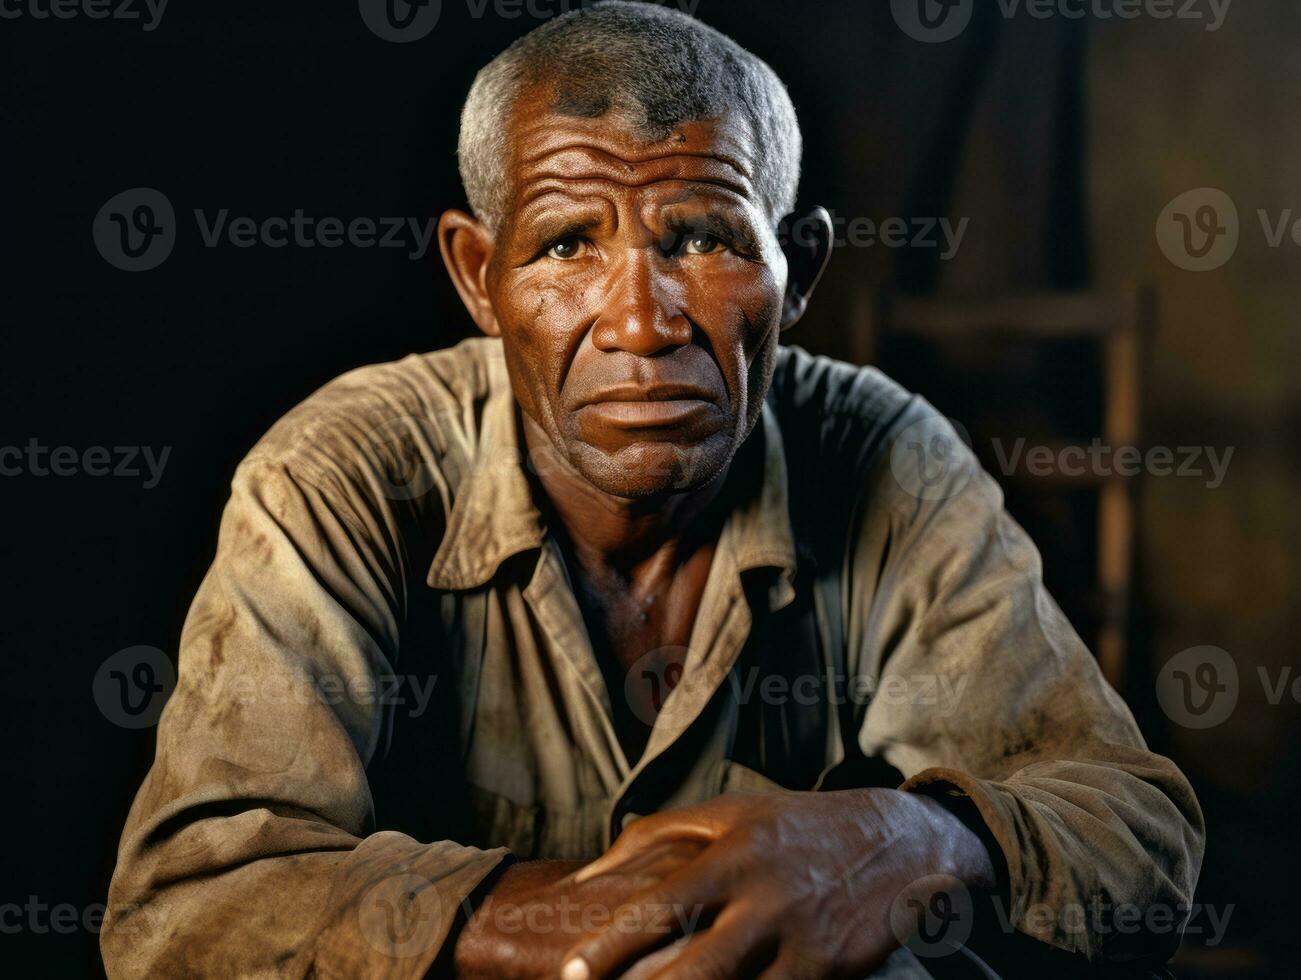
[558,789,998,979]
[452,841,708,979]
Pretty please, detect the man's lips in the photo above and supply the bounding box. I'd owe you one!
[576,382,719,406]
[579,399,716,427]
[573,383,723,429]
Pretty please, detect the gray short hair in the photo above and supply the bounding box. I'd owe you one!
[457,1,802,234]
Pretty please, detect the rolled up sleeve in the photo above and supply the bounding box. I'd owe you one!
[854,407,1204,963]
[101,454,507,979]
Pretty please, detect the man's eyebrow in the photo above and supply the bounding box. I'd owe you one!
[533,218,600,241]
[661,197,759,244]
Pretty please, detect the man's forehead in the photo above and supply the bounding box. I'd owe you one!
[501,90,760,208]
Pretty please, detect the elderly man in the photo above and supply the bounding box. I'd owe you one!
[103,3,1202,978]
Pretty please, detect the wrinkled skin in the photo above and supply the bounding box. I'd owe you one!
[439,87,995,979]
[560,791,994,979]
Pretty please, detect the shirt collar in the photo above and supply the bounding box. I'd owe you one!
[426,350,798,596]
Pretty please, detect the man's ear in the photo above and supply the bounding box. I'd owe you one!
[438,209,500,336]
[779,206,834,330]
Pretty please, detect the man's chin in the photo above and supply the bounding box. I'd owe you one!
[570,438,731,499]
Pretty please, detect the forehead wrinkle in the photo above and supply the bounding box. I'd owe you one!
[520,139,753,179]
[658,184,747,207]
[516,183,617,223]
[518,174,752,214]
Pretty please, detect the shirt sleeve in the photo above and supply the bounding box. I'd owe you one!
[101,452,508,979]
[850,404,1205,964]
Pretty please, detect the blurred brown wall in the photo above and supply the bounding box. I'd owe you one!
[1089,1,1300,770]
[1088,6,1301,962]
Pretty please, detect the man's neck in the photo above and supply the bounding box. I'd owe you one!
[519,412,729,578]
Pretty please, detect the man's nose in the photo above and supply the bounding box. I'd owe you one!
[591,248,692,356]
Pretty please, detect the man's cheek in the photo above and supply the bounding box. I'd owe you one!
[500,280,585,368]
[686,267,782,340]
[740,272,786,341]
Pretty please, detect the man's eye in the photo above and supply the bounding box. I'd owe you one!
[683,233,722,255]
[546,236,586,260]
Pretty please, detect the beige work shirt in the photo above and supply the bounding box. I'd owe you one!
[102,338,1203,978]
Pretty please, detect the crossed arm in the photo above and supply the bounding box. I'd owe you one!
[452,789,996,979]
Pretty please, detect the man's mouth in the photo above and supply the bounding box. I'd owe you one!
[575,383,721,429]
[580,399,716,428]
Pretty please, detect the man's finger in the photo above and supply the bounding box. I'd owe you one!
[647,904,774,980]
[753,950,805,980]
[617,937,692,980]
[612,839,708,878]
[574,798,743,884]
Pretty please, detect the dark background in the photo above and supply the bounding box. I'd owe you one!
[1,1,1296,976]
